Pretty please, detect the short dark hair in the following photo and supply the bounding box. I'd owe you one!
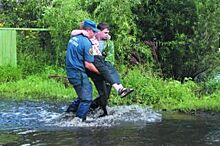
[97,22,109,31]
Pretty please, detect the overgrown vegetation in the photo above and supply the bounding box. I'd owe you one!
[0,0,219,111]
[134,0,220,81]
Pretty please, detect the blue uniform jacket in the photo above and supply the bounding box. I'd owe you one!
[66,34,94,79]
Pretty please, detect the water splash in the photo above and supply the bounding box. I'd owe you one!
[48,105,162,127]
[0,100,161,130]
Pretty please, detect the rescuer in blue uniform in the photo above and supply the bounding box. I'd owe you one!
[66,20,99,121]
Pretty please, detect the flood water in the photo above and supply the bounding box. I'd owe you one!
[0,100,220,146]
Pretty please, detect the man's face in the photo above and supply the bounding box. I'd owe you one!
[101,28,110,40]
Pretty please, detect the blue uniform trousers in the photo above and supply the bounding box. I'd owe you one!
[68,72,92,120]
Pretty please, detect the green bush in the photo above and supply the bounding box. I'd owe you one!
[0,66,22,83]
[197,66,220,96]
[43,0,90,66]
[0,0,51,27]
[17,53,46,77]
[200,77,220,95]
[134,0,220,80]
[16,30,54,66]
[109,66,198,109]
[1,0,54,71]
[16,31,50,76]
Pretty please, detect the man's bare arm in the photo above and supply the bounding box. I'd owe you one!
[71,30,89,37]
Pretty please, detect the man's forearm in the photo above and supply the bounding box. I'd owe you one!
[71,30,88,37]
[85,61,100,74]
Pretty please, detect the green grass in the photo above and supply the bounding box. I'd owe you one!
[0,65,220,112]
[0,75,74,101]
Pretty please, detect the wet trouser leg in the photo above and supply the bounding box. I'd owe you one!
[66,97,80,113]
[68,73,93,120]
[87,70,111,116]
[92,82,112,116]
[93,55,120,85]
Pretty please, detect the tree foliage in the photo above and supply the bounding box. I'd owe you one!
[134,0,197,41]
[0,0,219,81]
[43,0,90,66]
[0,0,50,27]
[134,0,220,81]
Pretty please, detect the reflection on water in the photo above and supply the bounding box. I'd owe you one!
[0,100,220,146]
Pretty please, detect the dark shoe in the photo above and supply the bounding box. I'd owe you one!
[118,88,134,98]
[90,101,99,110]
[66,105,77,113]
[82,117,86,122]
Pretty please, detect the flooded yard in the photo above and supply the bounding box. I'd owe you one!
[0,100,220,146]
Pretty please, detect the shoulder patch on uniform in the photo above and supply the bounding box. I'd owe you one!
[89,48,93,55]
